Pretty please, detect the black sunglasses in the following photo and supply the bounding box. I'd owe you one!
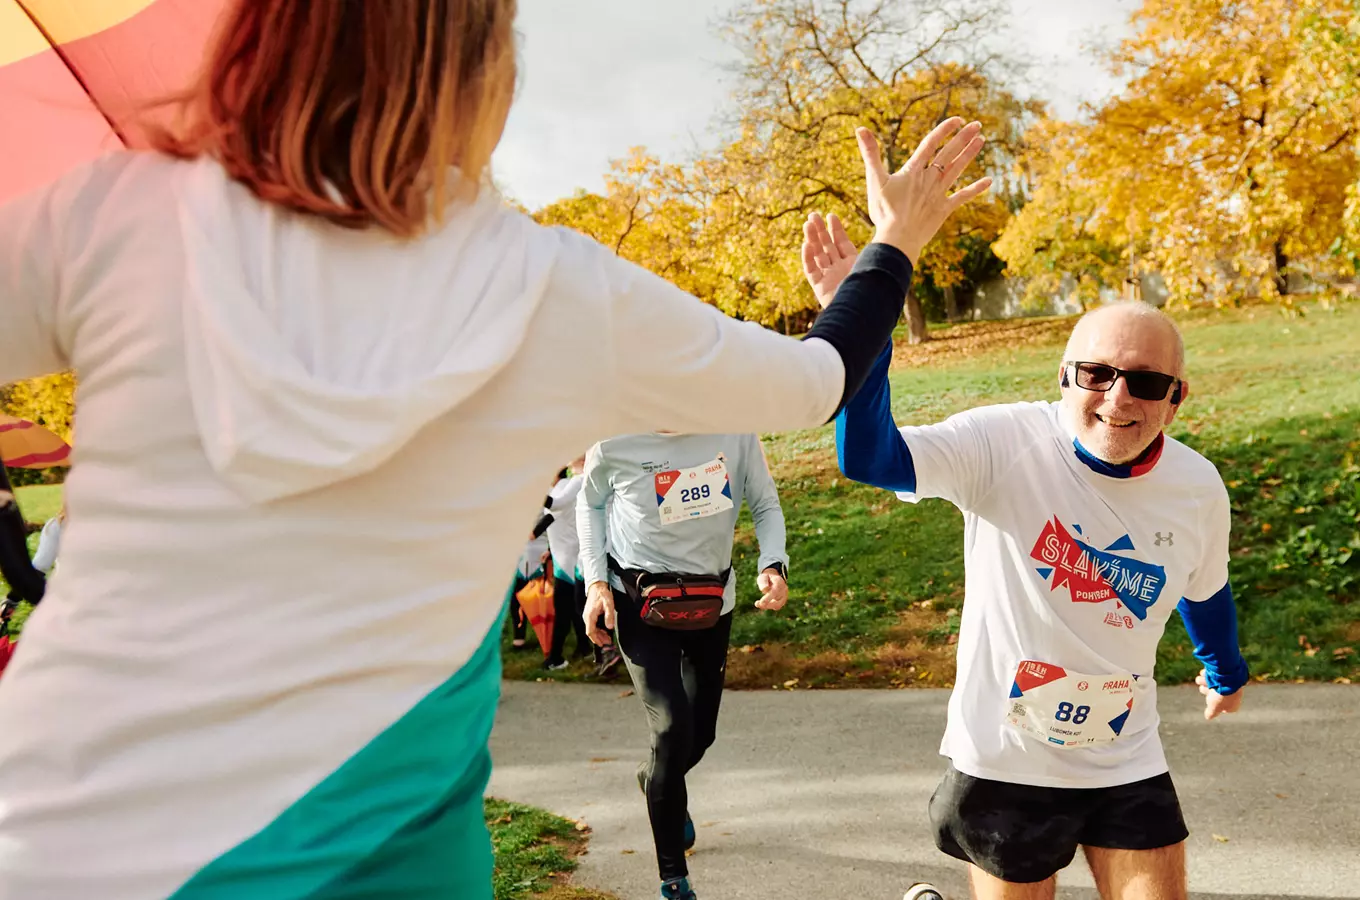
[1064,361,1180,402]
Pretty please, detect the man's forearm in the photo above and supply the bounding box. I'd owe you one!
[835,344,916,492]
[1178,584,1250,694]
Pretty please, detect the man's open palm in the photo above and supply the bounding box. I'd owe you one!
[802,212,859,309]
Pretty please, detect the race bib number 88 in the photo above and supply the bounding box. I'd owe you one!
[655,457,734,526]
[1005,660,1139,749]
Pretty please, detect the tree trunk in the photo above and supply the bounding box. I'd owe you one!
[944,283,960,323]
[905,286,930,344]
[1273,239,1290,297]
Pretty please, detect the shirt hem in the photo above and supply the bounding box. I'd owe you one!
[945,754,1171,790]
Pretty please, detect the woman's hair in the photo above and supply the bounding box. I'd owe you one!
[154,0,518,237]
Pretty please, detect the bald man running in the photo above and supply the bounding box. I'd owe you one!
[805,215,1249,900]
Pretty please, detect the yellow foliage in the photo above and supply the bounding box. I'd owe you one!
[996,0,1360,306]
[536,0,1024,337]
[1,372,76,442]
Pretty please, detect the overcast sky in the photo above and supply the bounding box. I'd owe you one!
[493,0,1142,210]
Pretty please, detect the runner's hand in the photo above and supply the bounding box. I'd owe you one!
[1197,669,1245,720]
[754,570,788,611]
[584,581,616,646]
[858,119,992,266]
[802,212,858,309]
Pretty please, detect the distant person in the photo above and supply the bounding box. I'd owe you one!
[0,464,43,607]
[578,432,791,900]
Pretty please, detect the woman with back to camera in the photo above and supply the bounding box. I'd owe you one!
[0,1,992,897]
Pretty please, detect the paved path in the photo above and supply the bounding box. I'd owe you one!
[489,682,1359,900]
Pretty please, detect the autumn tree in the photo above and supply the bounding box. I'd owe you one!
[996,0,1360,308]
[699,0,1030,340]
[533,1,1027,336]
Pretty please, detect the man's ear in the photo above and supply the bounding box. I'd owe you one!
[1166,380,1189,424]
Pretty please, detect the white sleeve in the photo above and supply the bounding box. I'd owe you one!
[575,445,612,589]
[32,518,63,574]
[0,179,74,385]
[548,229,845,437]
[896,405,1038,513]
[1184,479,1232,602]
[549,475,584,510]
[742,435,788,573]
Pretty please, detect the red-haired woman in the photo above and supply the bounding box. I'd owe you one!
[0,2,990,897]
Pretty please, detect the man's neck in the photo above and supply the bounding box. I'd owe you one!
[1073,432,1166,479]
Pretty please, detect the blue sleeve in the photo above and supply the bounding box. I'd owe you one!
[1178,583,1250,694]
[834,343,916,492]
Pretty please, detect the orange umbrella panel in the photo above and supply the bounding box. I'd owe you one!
[515,574,555,658]
[0,0,225,204]
[0,415,71,468]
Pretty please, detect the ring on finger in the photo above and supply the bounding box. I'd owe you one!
[930,162,946,175]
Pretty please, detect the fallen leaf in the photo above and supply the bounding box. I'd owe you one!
[701,821,719,827]
[618,690,634,699]
[1332,647,1354,659]
[783,679,799,688]
[574,821,590,832]
[684,849,697,857]
[589,757,618,764]
[1261,523,1273,533]
[621,849,636,855]
[1275,793,1289,799]
[1212,834,1230,843]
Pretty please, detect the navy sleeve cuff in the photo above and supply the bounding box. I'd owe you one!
[1178,583,1250,694]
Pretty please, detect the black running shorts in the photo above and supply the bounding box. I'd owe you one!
[928,764,1190,884]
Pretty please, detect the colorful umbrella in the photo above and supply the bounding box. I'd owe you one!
[0,0,223,205]
[515,573,556,658]
[0,414,70,468]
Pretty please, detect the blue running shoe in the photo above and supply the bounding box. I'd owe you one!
[660,876,697,899]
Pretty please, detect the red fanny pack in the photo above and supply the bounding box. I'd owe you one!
[611,557,729,631]
[638,573,727,631]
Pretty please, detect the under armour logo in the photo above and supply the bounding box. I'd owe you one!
[1154,532,1174,547]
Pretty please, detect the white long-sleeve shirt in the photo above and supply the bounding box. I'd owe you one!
[576,433,787,614]
[0,151,846,898]
[545,474,584,577]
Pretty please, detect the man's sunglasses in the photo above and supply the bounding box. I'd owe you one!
[1063,361,1181,402]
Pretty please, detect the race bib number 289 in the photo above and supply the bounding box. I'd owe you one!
[1005,659,1139,749]
[655,457,734,526]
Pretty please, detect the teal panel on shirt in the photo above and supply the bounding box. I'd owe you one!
[167,611,504,900]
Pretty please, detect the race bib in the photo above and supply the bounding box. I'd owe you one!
[1005,660,1138,749]
[655,457,734,526]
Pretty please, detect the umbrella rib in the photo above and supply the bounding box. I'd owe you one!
[13,0,130,147]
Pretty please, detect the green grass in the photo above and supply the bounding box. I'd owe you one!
[486,798,615,900]
[717,300,1360,687]
[13,484,63,524]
